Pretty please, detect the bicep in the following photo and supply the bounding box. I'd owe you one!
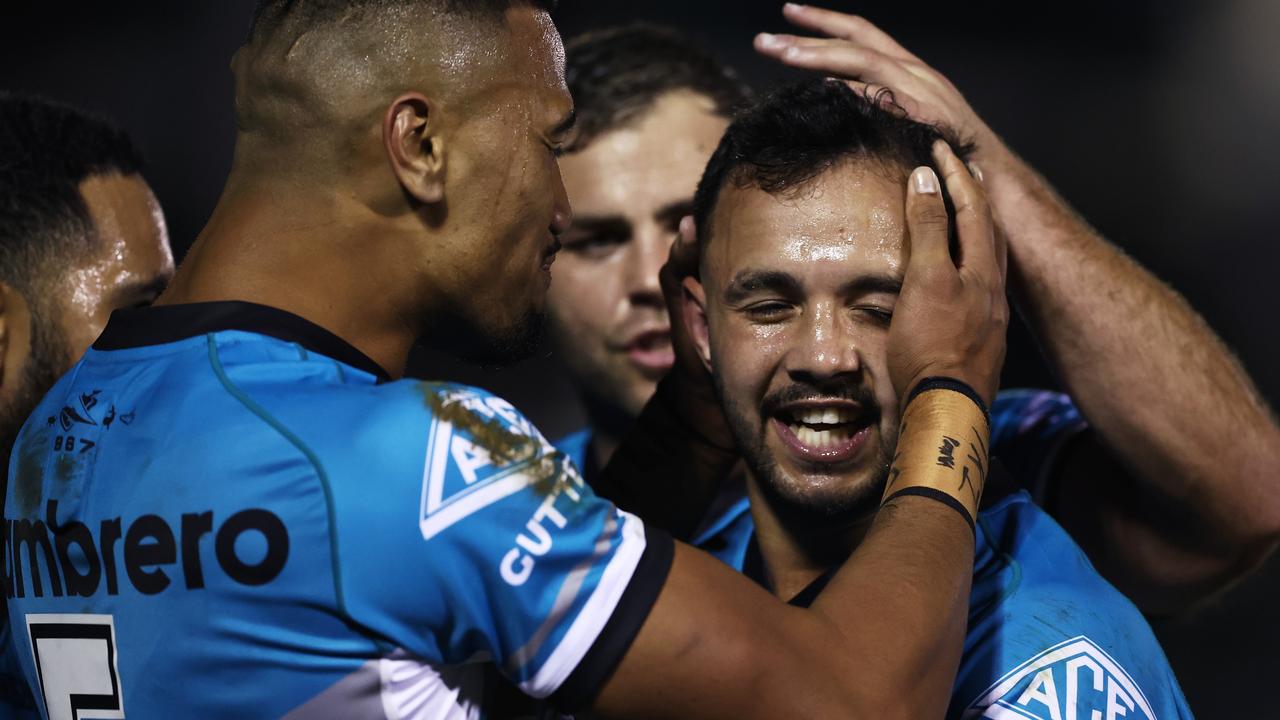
[1051,432,1257,613]
[591,543,850,720]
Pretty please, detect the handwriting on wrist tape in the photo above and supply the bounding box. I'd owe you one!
[881,387,991,531]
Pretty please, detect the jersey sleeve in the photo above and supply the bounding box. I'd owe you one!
[325,382,673,711]
[989,389,1089,504]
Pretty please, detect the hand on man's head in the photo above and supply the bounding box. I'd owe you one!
[755,4,1013,168]
[888,141,1008,408]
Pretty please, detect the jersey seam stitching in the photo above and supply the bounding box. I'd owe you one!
[204,334,351,617]
[971,512,1022,624]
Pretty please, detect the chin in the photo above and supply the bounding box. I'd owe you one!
[449,307,548,367]
[774,468,885,519]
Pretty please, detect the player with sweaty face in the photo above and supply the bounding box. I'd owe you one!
[4,3,1005,718]
[750,3,1280,614]
[557,9,1280,616]
[679,79,1190,718]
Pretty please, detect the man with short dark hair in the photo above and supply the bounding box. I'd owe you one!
[3,2,1007,718]
[681,77,1192,718]
[549,25,749,478]
[0,93,174,718]
[554,9,1280,619]
[751,3,1280,615]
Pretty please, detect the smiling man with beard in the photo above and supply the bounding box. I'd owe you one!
[683,79,1193,718]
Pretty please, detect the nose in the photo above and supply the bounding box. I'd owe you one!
[624,222,671,311]
[785,304,862,384]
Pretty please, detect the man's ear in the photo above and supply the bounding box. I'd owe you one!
[383,93,445,204]
[681,276,714,374]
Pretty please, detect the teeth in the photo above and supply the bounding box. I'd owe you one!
[789,423,855,449]
[793,407,854,426]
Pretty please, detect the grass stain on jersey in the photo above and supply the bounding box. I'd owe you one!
[53,453,77,485]
[417,384,577,499]
[13,424,50,515]
[418,384,538,467]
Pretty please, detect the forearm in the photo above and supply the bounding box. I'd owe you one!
[802,386,988,715]
[597,392,984,719]
[806,497,974,716]
[989,155,1280,555]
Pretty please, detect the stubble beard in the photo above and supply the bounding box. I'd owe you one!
[0,307,71,478]
[716,372,896,530]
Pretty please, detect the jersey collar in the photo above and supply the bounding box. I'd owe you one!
[93,300,393,382]
[741,533,837,609]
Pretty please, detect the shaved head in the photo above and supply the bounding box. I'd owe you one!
[232,0,555,176]
[177,0,574,373]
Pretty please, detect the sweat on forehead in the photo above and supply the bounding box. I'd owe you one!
[691,79,973,261]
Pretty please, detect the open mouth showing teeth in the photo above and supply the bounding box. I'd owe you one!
[772,404,873,461]
[781,407,862,447]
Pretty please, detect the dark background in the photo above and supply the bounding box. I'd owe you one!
[3,0,1277,713]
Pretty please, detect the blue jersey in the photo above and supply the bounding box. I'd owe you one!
[2,302,672,719]
[555,390,1089,569]
[730,403,1188,719]
[732,491,1192,719]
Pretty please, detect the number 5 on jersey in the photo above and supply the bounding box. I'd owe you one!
[26,614,125,720]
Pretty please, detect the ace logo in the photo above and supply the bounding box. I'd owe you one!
[419,390,551,540]
[964,637,1156,720]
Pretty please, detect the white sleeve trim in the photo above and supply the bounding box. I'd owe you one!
[516,510,647,698]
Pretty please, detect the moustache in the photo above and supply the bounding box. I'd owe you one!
[759,381,881,423]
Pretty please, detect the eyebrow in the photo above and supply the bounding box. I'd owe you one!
[564,215,630,238]
[654,198,695,226]
[723,270,803,305]
[571,198,695,233]
[722,270,903,305]
[840,274,902,297]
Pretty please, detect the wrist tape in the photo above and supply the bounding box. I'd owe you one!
[880,378,992,533]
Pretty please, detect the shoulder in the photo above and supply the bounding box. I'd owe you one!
[263,379,553,484]
[956,494,1189,720]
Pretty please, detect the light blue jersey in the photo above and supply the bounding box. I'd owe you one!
[2,302,672,719]
[556,390,1089,570]
[740,395,1191,719]
[561,392,1193,718]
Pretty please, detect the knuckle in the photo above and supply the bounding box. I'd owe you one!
[912,208,949,234]
[845,15,874,37]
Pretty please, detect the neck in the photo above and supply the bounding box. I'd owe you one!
[748,459,1018,601]
[159,178,419,379]
[581,394,640,470]
[746,475,876,601]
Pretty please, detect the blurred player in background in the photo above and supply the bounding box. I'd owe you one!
[548,25,749,480]
[0,94,174,718]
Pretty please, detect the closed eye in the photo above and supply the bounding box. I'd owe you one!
[853,305,893,326]
[742,301,795,322]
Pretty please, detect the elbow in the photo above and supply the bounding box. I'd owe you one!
[1131,531,1280,617]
